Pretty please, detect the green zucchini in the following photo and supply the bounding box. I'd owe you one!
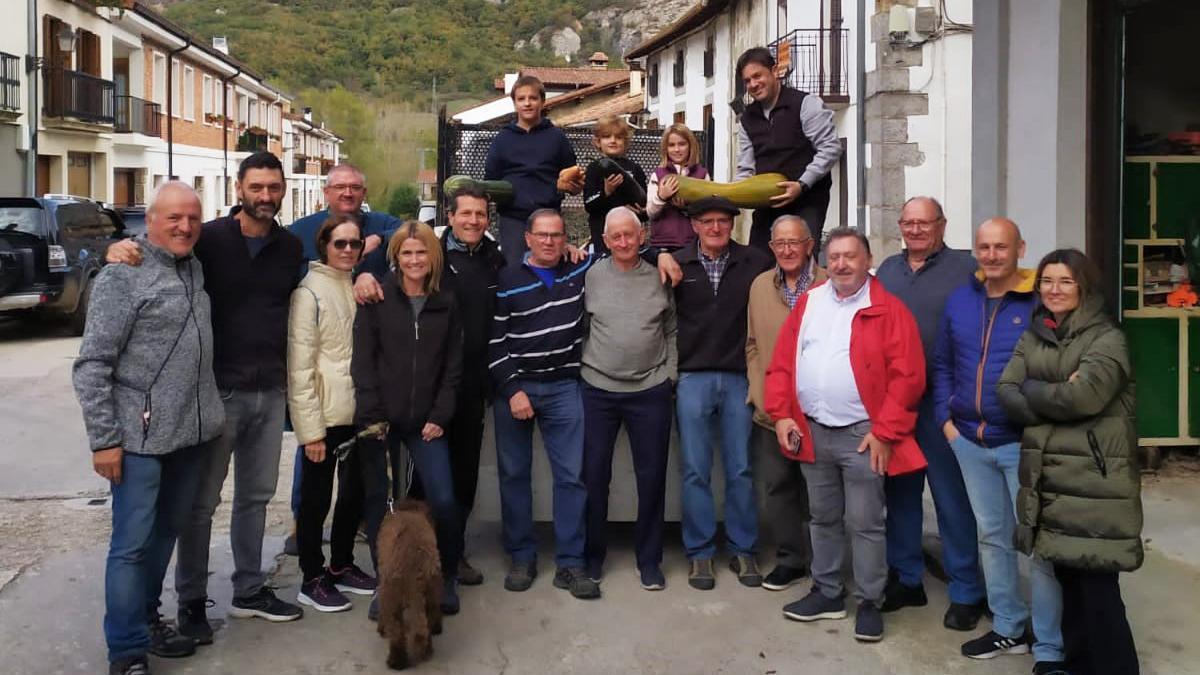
[442,175,514,205]
[676,172,789,209]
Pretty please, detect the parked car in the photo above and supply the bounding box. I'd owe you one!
[0,195,125,334]
[115,206,147,238]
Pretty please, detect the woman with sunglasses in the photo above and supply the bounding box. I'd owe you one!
[287,213,378,612]
[997,248,1142,675]
[353,221,465,616]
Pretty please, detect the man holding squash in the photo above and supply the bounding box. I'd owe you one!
[735,47,843,254]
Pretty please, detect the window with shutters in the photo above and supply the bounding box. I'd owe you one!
[672,50,685,88]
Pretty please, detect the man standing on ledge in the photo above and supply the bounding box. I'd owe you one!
[735,46,842,253]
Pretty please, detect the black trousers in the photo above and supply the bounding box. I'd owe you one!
[1054,564,1140,675]
[296,425,364,582]
[748,188,831,256]
[581,380,673,573]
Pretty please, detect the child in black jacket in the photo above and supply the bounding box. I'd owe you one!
[583,115,647,256]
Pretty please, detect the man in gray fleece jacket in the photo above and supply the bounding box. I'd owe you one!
[580,206,678,591]
[73,182,224,675]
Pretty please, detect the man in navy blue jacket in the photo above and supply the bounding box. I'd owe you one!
[289,163,399,276]
[488,208,599,601]
[932,218,1065,671]
[485,75,584,267]
[875,196,986,630]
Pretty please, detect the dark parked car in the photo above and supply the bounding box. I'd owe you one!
[116,206,147,238]
[0,195,125,334]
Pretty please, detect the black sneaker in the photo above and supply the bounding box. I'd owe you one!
[229,587,303,622]
[961,630,1031,659]
[441,578,461,615]
[176,598,213,646]
[639,566,666,591]
[109,656,151,675]
[782,589,847,622]
[297,575,353,613]
[553,567,601,600]
[688,559,715,590]
[880,576,927,613]
[762,565,807,591]
[148,614,196,658]
[329,563,377,596]
[854,601,884,642]
[728,555,763,587]
[504,560,537,592]
[943,600,988,631]
[1033,661,1070,675]
[458,557,484,586]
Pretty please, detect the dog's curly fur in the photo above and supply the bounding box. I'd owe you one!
[376,499,443,670]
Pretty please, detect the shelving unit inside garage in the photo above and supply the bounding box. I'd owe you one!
[1122,155,1200,453]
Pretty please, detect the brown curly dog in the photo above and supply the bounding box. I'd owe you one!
[376,499,443,670]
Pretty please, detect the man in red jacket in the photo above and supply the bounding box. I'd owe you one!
[764,227,926,643]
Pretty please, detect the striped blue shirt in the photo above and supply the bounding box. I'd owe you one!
[488,255,594,399]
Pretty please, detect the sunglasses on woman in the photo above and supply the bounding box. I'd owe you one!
[332,238,364,251]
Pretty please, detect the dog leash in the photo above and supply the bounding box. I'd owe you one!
[333,421,414,513]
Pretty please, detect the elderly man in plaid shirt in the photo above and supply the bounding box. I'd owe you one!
[670,196,773,591]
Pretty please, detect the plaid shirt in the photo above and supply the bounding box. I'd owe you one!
[776,257,816,309]
[698,242,731,294]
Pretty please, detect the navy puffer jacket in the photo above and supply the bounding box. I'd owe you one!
[932,269,1037,447]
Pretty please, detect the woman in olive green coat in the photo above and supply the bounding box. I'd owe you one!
[997,248,1141,675]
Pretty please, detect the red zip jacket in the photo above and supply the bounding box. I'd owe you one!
[763,276,927,475]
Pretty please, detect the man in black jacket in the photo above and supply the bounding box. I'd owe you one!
[735,47,843,253]
[433,186,505,586]
[672,197,773,591]
[107,152,306,636]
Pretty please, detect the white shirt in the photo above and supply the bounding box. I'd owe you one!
[795,279,872,426]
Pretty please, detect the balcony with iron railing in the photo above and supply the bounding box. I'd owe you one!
[237,128,269,153]
[42,67,115,126]
[0,52,20,115]
[114,94,161,136]
[768,28,851,107]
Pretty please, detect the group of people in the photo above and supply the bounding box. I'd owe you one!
[71,44,1143,675]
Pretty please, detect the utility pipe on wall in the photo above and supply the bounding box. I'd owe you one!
[166,38,191,178]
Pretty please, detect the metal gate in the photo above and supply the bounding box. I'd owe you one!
[436,112,707,244]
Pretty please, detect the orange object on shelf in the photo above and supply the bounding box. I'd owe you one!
[1166,282,1198,308]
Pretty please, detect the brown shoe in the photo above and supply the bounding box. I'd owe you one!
[688,559,715,590]
[458,557,484,586]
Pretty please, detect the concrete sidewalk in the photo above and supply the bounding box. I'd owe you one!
[2,510,1199,675]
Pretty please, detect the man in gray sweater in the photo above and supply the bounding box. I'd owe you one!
[580,206,678,591]
[73,182,224,675]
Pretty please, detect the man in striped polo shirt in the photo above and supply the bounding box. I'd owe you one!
[488,208,601,601]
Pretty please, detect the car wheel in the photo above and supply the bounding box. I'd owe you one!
[70,277,93,336]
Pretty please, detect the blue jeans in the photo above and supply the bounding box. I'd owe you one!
[105,442,206,663]
[493,378,587,568]
[675,371,757,560]
[360,429,462,575]
[952,435,1065,662]
[885,396,984,604]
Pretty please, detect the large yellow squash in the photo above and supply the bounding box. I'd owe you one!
[676,172,789,209]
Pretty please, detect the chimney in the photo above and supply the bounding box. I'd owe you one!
[303,107,313,122]
[212,36,229,55]
[503,73,518,95]
[628,70,642,97]
[588,51,609,70]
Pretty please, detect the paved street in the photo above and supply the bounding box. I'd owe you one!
[2,317,1199,674]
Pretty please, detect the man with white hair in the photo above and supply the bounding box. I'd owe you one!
[746,214,826,591]
[580,206,677,591]
[75,182,225,675]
